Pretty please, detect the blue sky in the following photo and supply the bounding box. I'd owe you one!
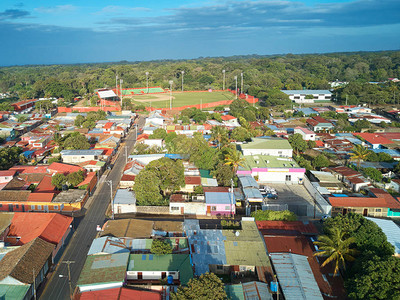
[0,0,399,66]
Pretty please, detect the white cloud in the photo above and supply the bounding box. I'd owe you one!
[35,5,77,14]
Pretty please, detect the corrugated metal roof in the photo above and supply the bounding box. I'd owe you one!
[281,90,331,95]
[113,189,136,205]
[242,281,273,300]
[366,217,400,255]
[87,237,130,255]
[270,253,323,300]
[0,284,30,299]
[60,149,104,156]
[243,188,263,200]
[238,175,258,188]
[205,192,232,205]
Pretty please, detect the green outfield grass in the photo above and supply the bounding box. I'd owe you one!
[132,91,235,108]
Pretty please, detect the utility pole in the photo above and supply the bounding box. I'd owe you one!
[120,79,123,110]
[61,261,75,300]
[181,71,185,92]
[106,180,114,219]
[222,69,226,90]
[234,76,238,99]
[125,146,128,164]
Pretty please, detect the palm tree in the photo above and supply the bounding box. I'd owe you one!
[211,126,228,150]
[349,144,370,169]
[224,149,245,174]
[313,227,358,276]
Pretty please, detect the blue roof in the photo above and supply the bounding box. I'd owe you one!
[22,150,35,158]
[61,149,104,156]
[371,149,400,156]
[238,175,258,188]
[243,188,263,199]
[296,108,319,116]
[183,220,227,275]
[165,154,188,159]
[366,217,400,255]
[352,161,398,169]
[270,253,323,300]
[281,90,331,95]
[205,192,232,205]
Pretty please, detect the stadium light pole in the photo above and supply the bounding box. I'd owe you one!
[146,72,149,94]
[234,76,238,99]
[120,79,123,109]
[222,69,226,90]
[169,80,173,110]
[181,71,185,92]
[241,72,243,95]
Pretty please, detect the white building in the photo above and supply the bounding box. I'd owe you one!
[60,150,105,164]
[239,138,293,158]
[294,127,316,141]
[281,90,332,104]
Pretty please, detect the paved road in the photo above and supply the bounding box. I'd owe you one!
[39,117,145,300]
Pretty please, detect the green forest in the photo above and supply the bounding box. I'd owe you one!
[0,51,399,106]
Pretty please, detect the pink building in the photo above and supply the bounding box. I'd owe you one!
[205,192,235,216]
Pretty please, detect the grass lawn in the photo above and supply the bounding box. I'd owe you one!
[132,91,235,108]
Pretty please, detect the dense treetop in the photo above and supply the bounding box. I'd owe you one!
[1,51,399,104]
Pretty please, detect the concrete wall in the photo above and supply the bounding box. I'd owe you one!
[303,176,332,215]
[135,206,170,215]
[242,149,293,158]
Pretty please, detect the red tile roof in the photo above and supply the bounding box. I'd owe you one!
[203,186,230,193]
[353,132,394,145]
[121,174,136,181]
[104,122,114,129]
[185,176,201,185]
[0,170,16,177]
[7,213,72,245]
[78,172,96,187]
[313,116,331,123]
[256,221,318,235]
[221,115,236,121]
[27,193,55,202]
[34,175,57,193]
[315,140,324,147]
[48,162,84,175]
[9,165,48,174]
[329,196,400,209]
[75,287,161,300]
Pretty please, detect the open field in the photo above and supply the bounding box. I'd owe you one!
[131,91,235,108]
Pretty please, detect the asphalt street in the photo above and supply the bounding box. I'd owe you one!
[39,116,145,300]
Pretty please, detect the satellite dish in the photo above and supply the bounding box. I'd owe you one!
[235,231,240,237]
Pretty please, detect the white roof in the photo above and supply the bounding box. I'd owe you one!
[366,217,400,255]
[98,89,117,98]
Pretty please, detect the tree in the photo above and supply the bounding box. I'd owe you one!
[251,210,297,221]
[288,133,307,153]
[0,147,23,170]
[212,162,235,186]
[312,154,330,169]
[210,126,229,150]
[67,170,85,186]
[346,255,400,300]
[363,167,383,182]
[149,128,167,139]
[47,155,61,164]
[171,272,227,300]
[230,127,252,142]
[74,115,85,127]
[224,149,245,174]
[132,169,164,206]
[146,158,185,195]
[150,239,173,255]
[349,144,370,169]
[63,133,90,150]
[51,173,67,190]
[313,227,358,276]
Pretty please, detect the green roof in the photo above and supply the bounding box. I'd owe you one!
[239,138,292,150]
[199,169,213,179]
[240,155,300,170]
[225,284,245,300]
[128,254,193,285]
[222,221,270,267]
[96,161,106,166]
[0,284,30,300]
[77,253,129,287]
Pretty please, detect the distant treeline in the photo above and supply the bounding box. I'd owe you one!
[0,51,399,106]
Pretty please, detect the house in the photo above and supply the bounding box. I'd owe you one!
[239,137,293,158]
[184,219,272,279]
[11,99,39,112]
[113,189,136,214]
[47,162,84,175]
[329,188,400,217]
[126,254,194,285]
[0,237,54,299]
[306,116,334,132]
[238,155,305,183]
[77,252,130,292]
[205,192,235,216]
[5,213,72,262]
[327,166,370,192]
[353,132,394,149]
[182,176,201,193]
[294,127,316,141]
[87,237,130,256]
[60,150,104,164]
[74,287,161,300]
[78,160,106,173]
[0,170,16,184]
[221,115,240,127]
[169,194,207,216]
[281,90,332,103]
[225,281,273,300]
